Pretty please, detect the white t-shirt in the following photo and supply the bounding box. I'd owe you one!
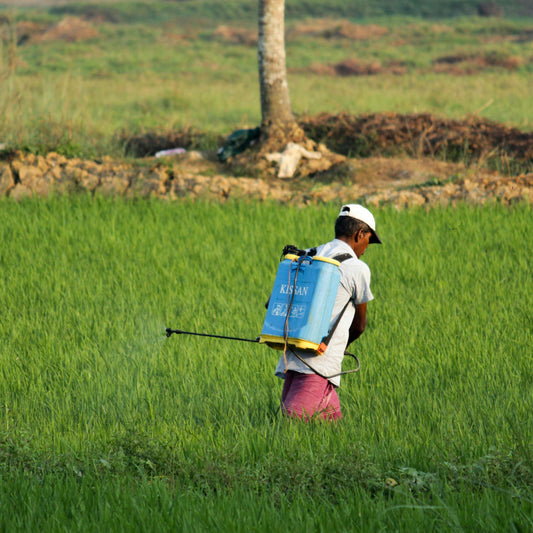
[274,239,373,387]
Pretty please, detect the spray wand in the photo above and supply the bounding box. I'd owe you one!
[165,327,260,344]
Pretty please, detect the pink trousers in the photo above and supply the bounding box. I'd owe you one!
[281,371,342,421]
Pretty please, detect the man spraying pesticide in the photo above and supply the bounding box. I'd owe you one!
[167,203,381,421]
[259,204,382,421]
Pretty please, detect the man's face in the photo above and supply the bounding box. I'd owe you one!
[353,230,372,258]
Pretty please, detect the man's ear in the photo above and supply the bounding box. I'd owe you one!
[353,229,363,242]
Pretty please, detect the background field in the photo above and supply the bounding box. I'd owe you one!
[0,197,532,531]
[0,0,532,158]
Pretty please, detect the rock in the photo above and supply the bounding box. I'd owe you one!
[15,164,54,197]
[366,190,394,207]
[9,183,34,201]
[23,153,36,166]
[18,165,43,185]
[10,158,24,177]
[80,160,100,173]
[98,176,129,196]
[126,173,161,198]
[46,166,63,181]
[46,152,68,166]
[265,142,323,178]
[391,191,426,209]
[36,155,49,174]
[32,175,54,197]
[76,169,100,192]
[0,164,14,196]
[184,150,204,162]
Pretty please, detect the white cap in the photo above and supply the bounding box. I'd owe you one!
[338,204,382,244]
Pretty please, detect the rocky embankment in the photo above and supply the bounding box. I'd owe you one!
[0,151,531,208]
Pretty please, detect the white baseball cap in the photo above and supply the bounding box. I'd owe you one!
[338,204,382,244]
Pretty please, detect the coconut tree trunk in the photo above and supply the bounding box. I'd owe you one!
[257,0,296,135]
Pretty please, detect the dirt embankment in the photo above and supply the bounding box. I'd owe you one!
[122,112,533,175]
[1,150,531,209]
[1,113,531,208]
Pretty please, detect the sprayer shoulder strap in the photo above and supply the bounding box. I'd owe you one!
[321,297,354,348]
[320,252,355,348]
[332,252,352,263]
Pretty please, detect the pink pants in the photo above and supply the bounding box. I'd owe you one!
[281,371,342,421]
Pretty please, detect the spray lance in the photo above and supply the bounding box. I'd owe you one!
[165,327,260,345]
[165,245,360,379]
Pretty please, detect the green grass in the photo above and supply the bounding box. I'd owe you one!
[10,0,533,23]
[0,474,530,532]
[0,197,531,531]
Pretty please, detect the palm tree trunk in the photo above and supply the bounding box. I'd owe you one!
[257,0,295,132]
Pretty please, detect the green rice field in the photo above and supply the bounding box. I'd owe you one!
[1,0,532,529]
[0,196,531,531]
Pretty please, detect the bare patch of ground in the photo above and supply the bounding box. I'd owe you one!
[302,59,407,77]
[213,25,257,46]
[300,52,529,78]
[158,30,196,47]
[432,52,525,73]
[13,20,47,45]
[288,19,389,41]
[17,16,99,44]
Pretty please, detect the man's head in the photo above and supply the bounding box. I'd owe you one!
[335,204,382,257]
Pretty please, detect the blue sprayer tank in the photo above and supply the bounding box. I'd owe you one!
[259,253,341,353]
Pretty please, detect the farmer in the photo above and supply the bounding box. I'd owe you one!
[274,204,381,421]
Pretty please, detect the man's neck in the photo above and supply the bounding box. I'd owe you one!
[336,235,359,258]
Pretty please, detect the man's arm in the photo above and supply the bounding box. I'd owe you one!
[347,302,367,346]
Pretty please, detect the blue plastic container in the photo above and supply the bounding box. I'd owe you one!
[259,254,341,352]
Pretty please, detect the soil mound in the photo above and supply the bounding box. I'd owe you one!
[288,19,388,41]
[306,59,407,77]
[18,16,99,44]
[213,25,257,46]
[120,128,217,158]
[302,53,529,77]
[432,52,523,74]
[14,21,47,45]
[299,112,532,173]
[117,112,532,177]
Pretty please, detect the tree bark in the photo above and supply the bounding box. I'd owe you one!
[257,0,296,134]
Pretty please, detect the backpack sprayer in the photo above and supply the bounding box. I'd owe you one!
[166,245,360,379]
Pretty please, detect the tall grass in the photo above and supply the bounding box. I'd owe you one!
[0,474,530,532]
[0,197,531,530]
